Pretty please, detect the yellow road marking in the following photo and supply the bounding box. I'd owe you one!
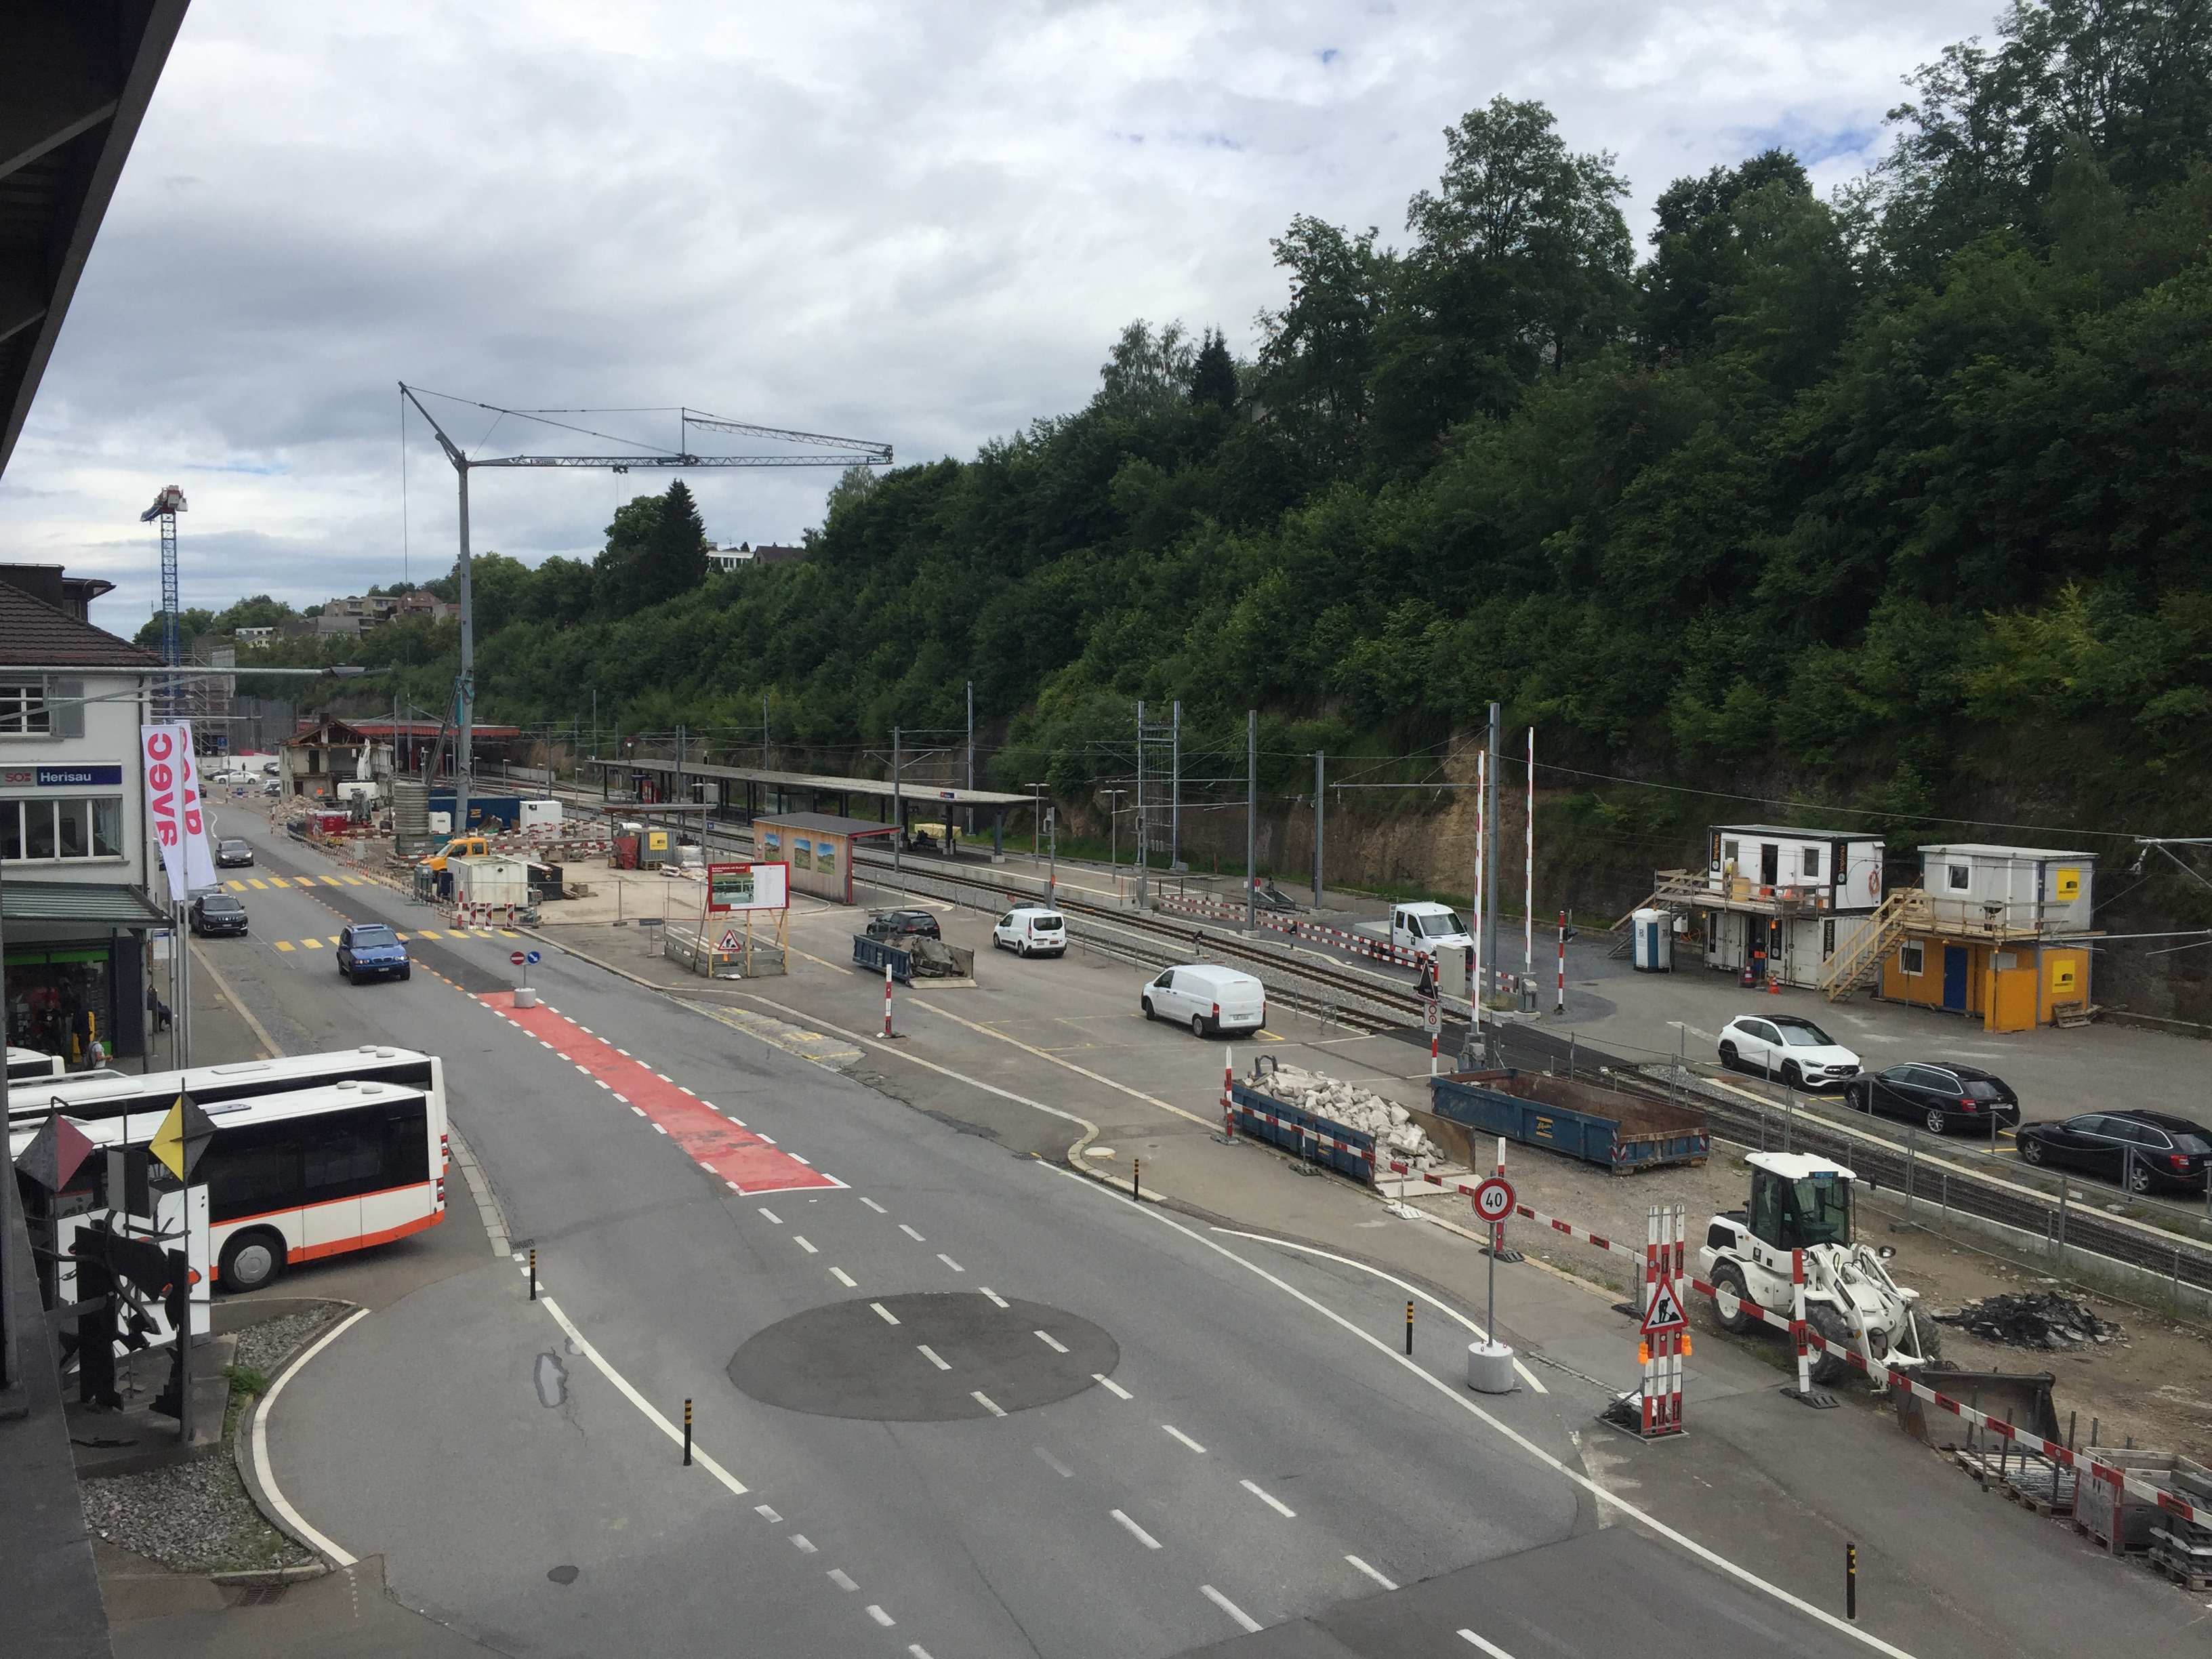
[497,929,518,937]
[246,878,268,890]
[275,941,295,952]
[324,877,346,887]
[226,880,247,891]
[269,876,291,887]
[415,928,441,937]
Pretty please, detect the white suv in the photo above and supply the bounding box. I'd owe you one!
[1718,1015,1860,1092]
[992,907,1067,958]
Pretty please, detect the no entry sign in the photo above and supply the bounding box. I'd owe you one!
[510,950,527,966]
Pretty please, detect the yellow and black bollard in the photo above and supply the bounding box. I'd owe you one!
[529,1246,537,1302]
[683,1398,693,1467]
[1846,1541,1856,1620]
[1134,1157,1141,1202]
[1406,1300,1414,1355]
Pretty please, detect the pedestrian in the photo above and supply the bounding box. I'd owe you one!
[85,1036,107,1069]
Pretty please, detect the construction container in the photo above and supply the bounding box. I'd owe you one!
[1427,1069,1708,1173]
[1632,908,1673,971]
[450,855,531,909]
[851,934,972,983]
[1227,1079,1376,1182]
[2075,1450,2209,1556]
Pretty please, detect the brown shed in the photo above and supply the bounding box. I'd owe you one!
[753,812,899,904]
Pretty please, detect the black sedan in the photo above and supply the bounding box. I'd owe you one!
[1841,1062,2020,1136]
[214,837,254,867]
[188,892,247,937]
[2017,1110,2211,1193]
[865,908,941,942]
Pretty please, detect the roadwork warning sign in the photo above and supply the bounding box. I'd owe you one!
[1640,1277,1688,1336]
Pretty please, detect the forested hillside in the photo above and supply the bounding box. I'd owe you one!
[234,1,2212,966]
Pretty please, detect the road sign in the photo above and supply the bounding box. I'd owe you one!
[1471,1176,1515,1225]
[719,928,741,951]
[1640,1276,1689,1336]
[510,950,527,966]
[525,950,540,965]
[1422,997,1441,1034]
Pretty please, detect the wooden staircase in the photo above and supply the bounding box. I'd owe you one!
[1818,889,1922,1001]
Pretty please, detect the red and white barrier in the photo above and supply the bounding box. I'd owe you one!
[1154,893,1431,970]
[1222,1052,1235,1141]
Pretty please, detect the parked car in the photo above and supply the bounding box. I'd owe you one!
[1716,1014,1860,1091]
[2015,1110,2211,1193]
[1385,901,1472,957]
[1842,1063,2020,1135]
[865,908,941,943]
[992,907,1067,958]
[335,923,410,985]
[188,892,247,937]
[214,836,254,867]
[1141,963,1267,1038]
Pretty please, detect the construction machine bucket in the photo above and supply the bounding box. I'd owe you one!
[1896,1370,2060,1448]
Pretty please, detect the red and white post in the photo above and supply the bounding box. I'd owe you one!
[1638,1203,1687,1437]
[883,962,893,1039]
[1556,909,1567,1014]
[1223,1050,1235,1140]
[1790,1247,1812,1395]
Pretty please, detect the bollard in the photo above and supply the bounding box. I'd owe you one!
[1406,1300,1414,1355]
[1846,1542,1857,1620]
[883,962,893,1038]
[529,1246,537,1302]
[1222,1051,1235,1140]
[1133,1157,1141,1202]
[683,1397,693,1467]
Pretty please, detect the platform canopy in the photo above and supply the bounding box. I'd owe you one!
[596,757,1031,812]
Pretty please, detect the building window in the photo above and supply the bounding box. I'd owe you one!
[1947,863,1970,890]
[0,798,123,862]
[0,684,50,735]
[1900,941,1925,976]
[1802,846,1822,879]
[1722,839,1740,865]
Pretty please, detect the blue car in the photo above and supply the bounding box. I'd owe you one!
[336,923,411,985]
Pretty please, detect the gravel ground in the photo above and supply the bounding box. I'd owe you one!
[230,1302,346,1376]
[79,1455,311,1574]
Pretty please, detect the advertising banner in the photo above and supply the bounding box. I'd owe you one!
[708,861,789,912]
[140,722,216,899]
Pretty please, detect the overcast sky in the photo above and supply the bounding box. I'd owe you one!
[1,0,2000,634]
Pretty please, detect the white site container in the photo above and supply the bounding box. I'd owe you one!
[1633,907,1673,972]
[519,799,563,830]
[451,854,532,909]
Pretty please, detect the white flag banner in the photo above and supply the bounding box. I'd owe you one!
[141,722,218,899]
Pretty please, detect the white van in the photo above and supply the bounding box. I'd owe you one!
[992,906,1067,958]
[1141,963,1266,1038]
[1387,901,1471,957]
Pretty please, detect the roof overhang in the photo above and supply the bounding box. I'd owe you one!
[0,879,169,926]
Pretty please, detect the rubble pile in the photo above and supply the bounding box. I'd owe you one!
[1244,1066,1446,1164]
[1933,1291,2121,1351]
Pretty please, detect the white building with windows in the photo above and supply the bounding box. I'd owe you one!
[0,565,170,1066]
[1637,823,1888,990]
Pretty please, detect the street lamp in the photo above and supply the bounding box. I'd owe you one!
[1025,783,1047,868]
[1102,787,1129,874]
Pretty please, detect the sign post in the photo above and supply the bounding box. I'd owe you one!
[1468,1172,1517,1393]
[1637,1203,1689,1437]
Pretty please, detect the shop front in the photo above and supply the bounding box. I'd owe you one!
[1,880,167,1067]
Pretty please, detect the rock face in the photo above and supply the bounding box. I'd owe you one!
[1244,1065,1445,1164]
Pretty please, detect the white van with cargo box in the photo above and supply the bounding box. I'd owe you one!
[992,906,1067,958]
[1141,963,1267,1038]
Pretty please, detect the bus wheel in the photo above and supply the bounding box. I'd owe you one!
[220,1231,285,1293]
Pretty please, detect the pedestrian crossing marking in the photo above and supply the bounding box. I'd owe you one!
[268,876,291,887]
[415,928,441,937]
[246,878,268,890]
[274,941,295,952]
[226,880,247,891]
[498,929,518,937]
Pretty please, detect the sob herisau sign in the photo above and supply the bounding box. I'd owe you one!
[140,722,217,897]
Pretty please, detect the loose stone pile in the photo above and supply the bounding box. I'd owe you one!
[1243,1066,1446,1164]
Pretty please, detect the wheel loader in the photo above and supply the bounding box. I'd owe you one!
[1696,1152,1941,1387]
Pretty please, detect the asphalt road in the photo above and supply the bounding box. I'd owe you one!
[192,819,1910,1658]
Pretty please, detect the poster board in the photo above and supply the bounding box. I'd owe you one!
[708,861,790,912]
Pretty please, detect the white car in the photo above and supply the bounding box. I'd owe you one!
[991,906,1067,958]
[1717,1014,1860,1092]
[1141,963,1267,1038]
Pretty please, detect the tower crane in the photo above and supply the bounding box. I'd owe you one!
[139,485,187,717]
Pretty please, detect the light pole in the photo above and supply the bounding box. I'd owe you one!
[1025,783,1047,868]
[1103,788,1128,876]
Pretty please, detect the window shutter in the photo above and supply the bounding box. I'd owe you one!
[49,678,84,738]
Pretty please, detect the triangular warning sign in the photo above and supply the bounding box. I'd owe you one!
[1639,1277,1689,1335]
[148,1093,218,1183]
[719,928,741,951]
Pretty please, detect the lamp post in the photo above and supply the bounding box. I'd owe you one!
[1103,788,1128,876]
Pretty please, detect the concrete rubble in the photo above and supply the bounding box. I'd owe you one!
[1244,1065,1447,1165]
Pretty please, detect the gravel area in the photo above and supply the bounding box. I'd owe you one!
[230,1302,347,1376]
[79,1456,311,1574]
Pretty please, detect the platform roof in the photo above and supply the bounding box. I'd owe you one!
[754,811,899,838]
[599,757,1031,810]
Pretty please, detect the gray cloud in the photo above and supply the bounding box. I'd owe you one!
[0,0,1997,634]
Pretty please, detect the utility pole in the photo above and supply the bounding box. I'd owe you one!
[590,689,598,781]
[966,680,975,838]
[892,725,902,876]
[1482,701,1500,1005]
[1170,700,1182,872]
[1524,726,1536,1007]
[1134,699,1147,908]
[762,695,771,771]
[1246,710,1257,932]
[1103,789,1127,876]
[1312,750,1325,911]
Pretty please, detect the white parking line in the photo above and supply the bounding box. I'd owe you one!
[1034,1330,1069,1353]
[1240,1478,1295,1517]
[1345,1555,1397,1590]
[1162,1425,1206,1454]
[1201,1585,1261,1632]
[1110,1509,1162,1549]
[872,1302,901,1324]
[918,1345,951,1370]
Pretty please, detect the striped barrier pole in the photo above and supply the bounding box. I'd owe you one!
[1557,911,1567,1013]
[1222,1052,1235,1141]
[1792,1249,1811,1396]
[1641,1207,1659,1435]
[883,962,893,1039]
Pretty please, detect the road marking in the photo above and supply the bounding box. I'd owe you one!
[980,1287,1008,1308]
[755,1504,782,1522]
[652,1124,668,1136]
[918,1345,950,1370]
[535,1296,747,1496]
[908,1646,933,1659]
[899,993,1213,1128]
[867,1605,895,1627]
[597,1080,612,1090]
[615,1047,630,1055]
[830,1267,857,1287]
[1094,1374,1131,1399]
[1240,1478,1295,1517]
[937,1253,964,1272]
[860,1197,887,1214]
[1034,1330,1069,1353]
[251,1307,371,1566]
[630,1105,647,1117]
[1110,1509,1161,1549]
[827,1568,858,1591]
[1053,1168,1921,1659]
[872,1303,901,1325]
[274,941,294,952]
[1201,1585,1260,1632]
[415,928,441,937]
[611,1091,628,1102]
[757,1133,777,1144]
[1346,1555,1396,1589]
[1212,1227,1549,1394]
[1035,1446,1073,1477]
[1162,1425,1206,1454]
[758,1208,782,1224]
[226,879,247,891]
[794,1235,818,1254]
[791,1535,816,1553]
[971,1391,1006,1417]
[1459,1631,1517,1658]
[269,876,291,886]
[246,878,267,889]
[899,1224,925,1241]
[791,1153,812,1165]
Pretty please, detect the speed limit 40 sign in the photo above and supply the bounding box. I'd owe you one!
[1471,1175,1515,1226]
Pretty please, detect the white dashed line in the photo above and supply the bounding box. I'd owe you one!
[615,1048,630,1056]
[937,1254,964,1273]
[980,1288,1008,1309]
[917,1345,950,1370]
[757,1134,777,1145]
[574,1064,592,1076]
[971,1391,1006,1417]
[630,1106,647,1118]
[791,1154,812,1165]
[859,1197,887,1214]
[652,1124,668,1136]
[1240,1479,1295,1517]
[726,1181,741,1193]
[794,1236,818,1254]
[830,1267,857,1287]
[899,1224,925,1242]
[755,1504,782,1523]
[1202,1586,1261,1633]
[907,1646,933,1659]
[679,1086,697,1097]
[867,1605,895,1627]
[1459,1631,1517,1658]
[1110,1509,1162,1550]
[872,1303,901,1325]
[758,1208,781,1224]
[827,1569,858,1591]
[1162,1425,1206,1454]
[577,1026,592,1034]
[1034,1330,1069,1354]
[791,1535,816,1554]
[611,1092,628,1103]
[594,1080,611,1090]
[655,1071,672,1081]
[1035,1446,1073,1477]
[1346,1555,1397,1590]
[1094,1374,1131,1400]
[537,1039,554,1049]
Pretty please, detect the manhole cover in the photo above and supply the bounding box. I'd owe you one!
[728,1292,1118,1421]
